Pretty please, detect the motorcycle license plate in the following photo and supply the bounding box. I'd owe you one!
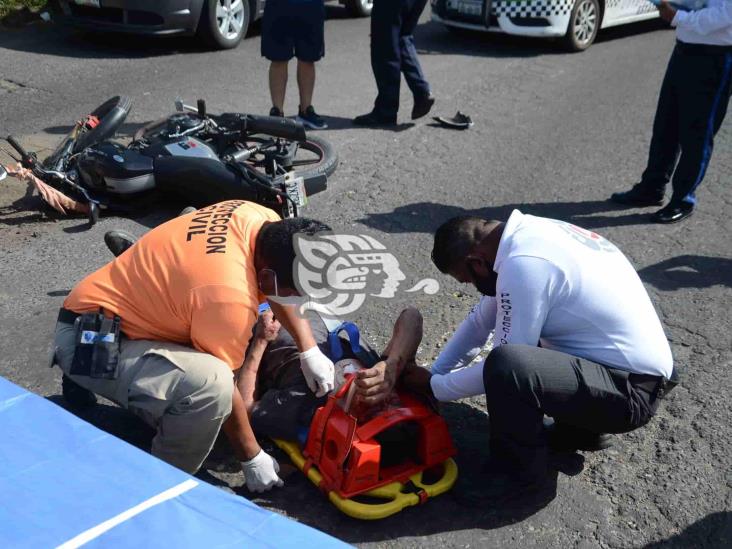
[285,173,308,208]
[74,0,101,7]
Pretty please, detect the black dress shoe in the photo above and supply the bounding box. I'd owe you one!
[651,202,694,224]
[610,184,664,207]
[547,421,613,452]
[411,92,435,120]
[353,111,397,127]
[104,230,138,257]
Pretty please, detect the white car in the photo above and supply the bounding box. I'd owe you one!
[431,0,660,51]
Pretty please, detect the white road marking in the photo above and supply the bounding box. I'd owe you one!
[56,479,199,549]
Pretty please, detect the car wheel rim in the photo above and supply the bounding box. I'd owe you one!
[573,0,597,46]
[216,0,245,40]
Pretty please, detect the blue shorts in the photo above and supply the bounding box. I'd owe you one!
[261,0,325,62]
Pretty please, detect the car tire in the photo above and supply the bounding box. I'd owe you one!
[198,0,250,50]
[345,0,373,17]
[563,0,600,52]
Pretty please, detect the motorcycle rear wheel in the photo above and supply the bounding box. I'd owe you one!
[292,135,338,183]
[242,134,338,186]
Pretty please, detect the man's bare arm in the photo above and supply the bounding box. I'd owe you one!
[237,311,281,412]
[222,388,262,461]
[237,338,268,413]
[355,307,423,405]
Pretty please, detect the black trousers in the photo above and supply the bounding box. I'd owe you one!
[371,0,431,118]
[483,345,662,482]
[640,42,732,206]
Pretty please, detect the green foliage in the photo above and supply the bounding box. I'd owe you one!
[0,0,48,19]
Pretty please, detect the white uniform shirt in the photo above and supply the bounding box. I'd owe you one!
[673,0,732,46]
[430,211,674,402]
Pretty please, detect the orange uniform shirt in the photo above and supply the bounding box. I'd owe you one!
[64,201,280,370]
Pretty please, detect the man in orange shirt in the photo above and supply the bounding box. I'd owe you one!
[53,200,334,493]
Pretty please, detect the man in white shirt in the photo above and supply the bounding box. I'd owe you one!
[402,211,675,501]
[611,0,732,223]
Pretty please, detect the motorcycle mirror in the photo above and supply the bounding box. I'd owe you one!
[174,98,184,112]
[0,165,7,182]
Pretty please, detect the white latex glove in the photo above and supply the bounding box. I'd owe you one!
[241,449,284,493]
[299,345,335,397]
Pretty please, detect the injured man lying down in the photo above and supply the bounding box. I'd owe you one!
[237,305,431,452]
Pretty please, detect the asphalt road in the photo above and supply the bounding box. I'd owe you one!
[1,7,731,548]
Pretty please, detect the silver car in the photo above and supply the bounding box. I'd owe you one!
[52,0,373,50]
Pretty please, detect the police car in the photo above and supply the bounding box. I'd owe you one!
[431,0,660,51]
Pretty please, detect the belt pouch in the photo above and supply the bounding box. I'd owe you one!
[69,312,101,376]
[90,315,121,380]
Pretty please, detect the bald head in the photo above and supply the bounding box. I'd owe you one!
[431,216,503,274]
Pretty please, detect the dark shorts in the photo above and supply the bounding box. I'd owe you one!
[261,0,325,62]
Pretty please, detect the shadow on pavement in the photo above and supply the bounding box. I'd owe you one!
[638,255,732,290]
[644,511,732,548]
[416,18,669,59]
[357,200,654,233]
[0,25,209,59]
[47,391,558,540]
[252,401,558,542]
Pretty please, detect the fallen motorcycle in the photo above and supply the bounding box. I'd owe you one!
[1,96,338,224]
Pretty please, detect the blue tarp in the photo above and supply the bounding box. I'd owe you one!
[0,376,348,548]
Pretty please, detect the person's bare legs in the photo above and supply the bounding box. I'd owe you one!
[269,61,289,113]
[296,60,316,112]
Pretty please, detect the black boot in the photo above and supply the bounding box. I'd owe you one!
[547,420,614,452]
[62,374,97,409]
[104,230,137,258]
[353,111,397,127]
[411,92,435,120]
[610,184,664,207]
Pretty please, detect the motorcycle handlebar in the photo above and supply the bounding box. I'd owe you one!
[244,115,307,143]
[5,135,35,167]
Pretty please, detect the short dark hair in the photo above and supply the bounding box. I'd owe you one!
[258,217,331,289]
[432,216,489,274]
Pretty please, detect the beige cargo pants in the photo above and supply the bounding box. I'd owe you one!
[53,318,233,474]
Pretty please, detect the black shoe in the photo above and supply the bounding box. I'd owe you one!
[547,420,614,453]
[412,92,435,120]
[549,451,586,476]
[296,105,328,130]
[104,230,138,258]
[353,111,397,127]
[269,106,284,117]
[651,201,694,224]
[62,374,97,409]
[610,184,664,207]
